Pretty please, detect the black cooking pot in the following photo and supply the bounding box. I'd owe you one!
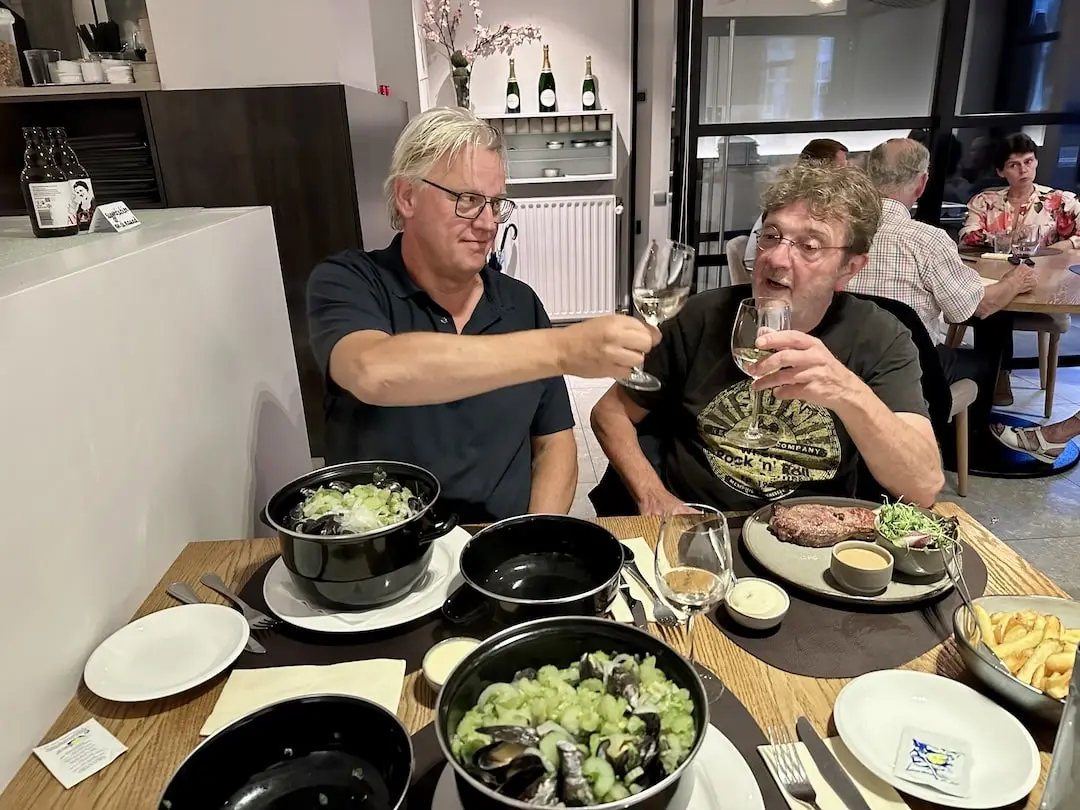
[159,694,414,810]
[436,616,709,810]
[442,514,624,626]
[262,460,458,609]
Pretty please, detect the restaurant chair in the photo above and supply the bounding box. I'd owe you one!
[853,294,972,497]
[725,235,751,285]
[945,314,1070,418]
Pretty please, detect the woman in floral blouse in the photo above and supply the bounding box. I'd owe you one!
[960,132,1080,250]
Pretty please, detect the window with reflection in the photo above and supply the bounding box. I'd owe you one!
[959,0,1078,114]
[699,0,943,123]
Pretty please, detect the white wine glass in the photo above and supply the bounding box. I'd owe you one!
[727,297,792,449]
[620,239,696,392]
[1010,223,1041,265]
[654,504,732,702]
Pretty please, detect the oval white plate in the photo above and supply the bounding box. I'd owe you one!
[742,497,957,606]
[431,723,764,810]
[83,604,249,702]
[834,670,1040,808]
[262,527,469,634]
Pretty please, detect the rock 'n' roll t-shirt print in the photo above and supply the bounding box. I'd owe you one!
[697,379,842,501]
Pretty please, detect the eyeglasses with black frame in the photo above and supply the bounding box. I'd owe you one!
[423,179,516,224]
[756,227,850,263]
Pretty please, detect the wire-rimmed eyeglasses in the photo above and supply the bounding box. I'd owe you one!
[423,179,516,224]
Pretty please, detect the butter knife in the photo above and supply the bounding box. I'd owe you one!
[620,580,648,629]
[796,717,870,810]
[167,582,267,654]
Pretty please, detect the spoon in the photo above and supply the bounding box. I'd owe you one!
[619,542,681,628]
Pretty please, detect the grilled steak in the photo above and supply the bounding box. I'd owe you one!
[769,503,877,548]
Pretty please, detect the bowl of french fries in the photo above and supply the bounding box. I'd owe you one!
[952,594,1080,723]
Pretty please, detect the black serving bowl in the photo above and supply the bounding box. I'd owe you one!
[442,514,624,626]
[159,694,414,810]
[262,460,458,609]
[435,617,709,810]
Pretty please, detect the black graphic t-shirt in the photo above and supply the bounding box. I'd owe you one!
[625,288,930,513]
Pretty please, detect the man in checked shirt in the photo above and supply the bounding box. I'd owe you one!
[845,138,1035,435]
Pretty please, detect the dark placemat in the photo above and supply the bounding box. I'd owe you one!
[232,558,504,672]
[406,683,787,810]
[710,532,988,679]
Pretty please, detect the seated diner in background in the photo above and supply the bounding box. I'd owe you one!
[960,132,1080,251]
[845,138,1035,435]
[306,106,658,523]
[592,162,945,515]
[743,138,849,271]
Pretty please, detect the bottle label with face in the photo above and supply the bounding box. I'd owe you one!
[70,176,96,227]
[506,93,520,111]
[540,89,556,107]
[28,182,76,229]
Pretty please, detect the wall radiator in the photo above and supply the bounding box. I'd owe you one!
[502,194,618,322]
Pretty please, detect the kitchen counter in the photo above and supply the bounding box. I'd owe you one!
[0,207,312,790]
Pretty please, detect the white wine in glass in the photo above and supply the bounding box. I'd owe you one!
[621,239,696,392]
[654,504,732,702]
[727,297,792,450]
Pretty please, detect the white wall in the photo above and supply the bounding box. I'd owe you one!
[420,0,633,144]
[370,0,424,118]
[636,0,677,250]
[145,0,378,90]
[0,208,311,790]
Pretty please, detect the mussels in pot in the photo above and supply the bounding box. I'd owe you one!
[449,652,697,806]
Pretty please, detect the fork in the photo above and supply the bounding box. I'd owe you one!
[619,547,681,627]
[767,725,821,810]
[200,573,279,631]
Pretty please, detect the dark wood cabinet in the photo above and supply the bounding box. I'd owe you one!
[0,83,409,456]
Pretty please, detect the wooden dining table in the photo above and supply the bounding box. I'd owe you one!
[964,247,1080,314]
[0,503,1068,810]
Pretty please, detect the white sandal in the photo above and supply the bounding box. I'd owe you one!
[990,424,1069,463]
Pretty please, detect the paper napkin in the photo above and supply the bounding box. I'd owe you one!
[980,252,1011,260]
[609,537,675,624]
[759,736,907,810]
[199,658,406,737]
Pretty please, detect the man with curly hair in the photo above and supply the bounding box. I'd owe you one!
[593,162,945,513]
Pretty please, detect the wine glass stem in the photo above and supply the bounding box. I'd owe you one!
[746,387,764,438]
[686,609,699,663]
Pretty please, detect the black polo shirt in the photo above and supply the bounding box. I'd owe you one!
[306,235,575,522]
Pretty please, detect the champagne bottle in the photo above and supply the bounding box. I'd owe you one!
[505,58,521,114]
[581,55,598,111]
[538,44,557,112]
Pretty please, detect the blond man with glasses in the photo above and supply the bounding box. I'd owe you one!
[593,163,944,515]
[306,107,657,522]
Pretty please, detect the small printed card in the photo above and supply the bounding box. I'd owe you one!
[32,719,127,789]
[892,726,972,798]
[88,202,141,233]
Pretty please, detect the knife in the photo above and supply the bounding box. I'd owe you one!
[796,717,871,810]
[620,581,648,629]
[167,582,267,654]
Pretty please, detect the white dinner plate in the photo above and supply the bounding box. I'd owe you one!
[833,669,1040,808]
[262,527,470,633]
[741,497,957,606]
[83,604,249,702]
[431,724,764,810]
